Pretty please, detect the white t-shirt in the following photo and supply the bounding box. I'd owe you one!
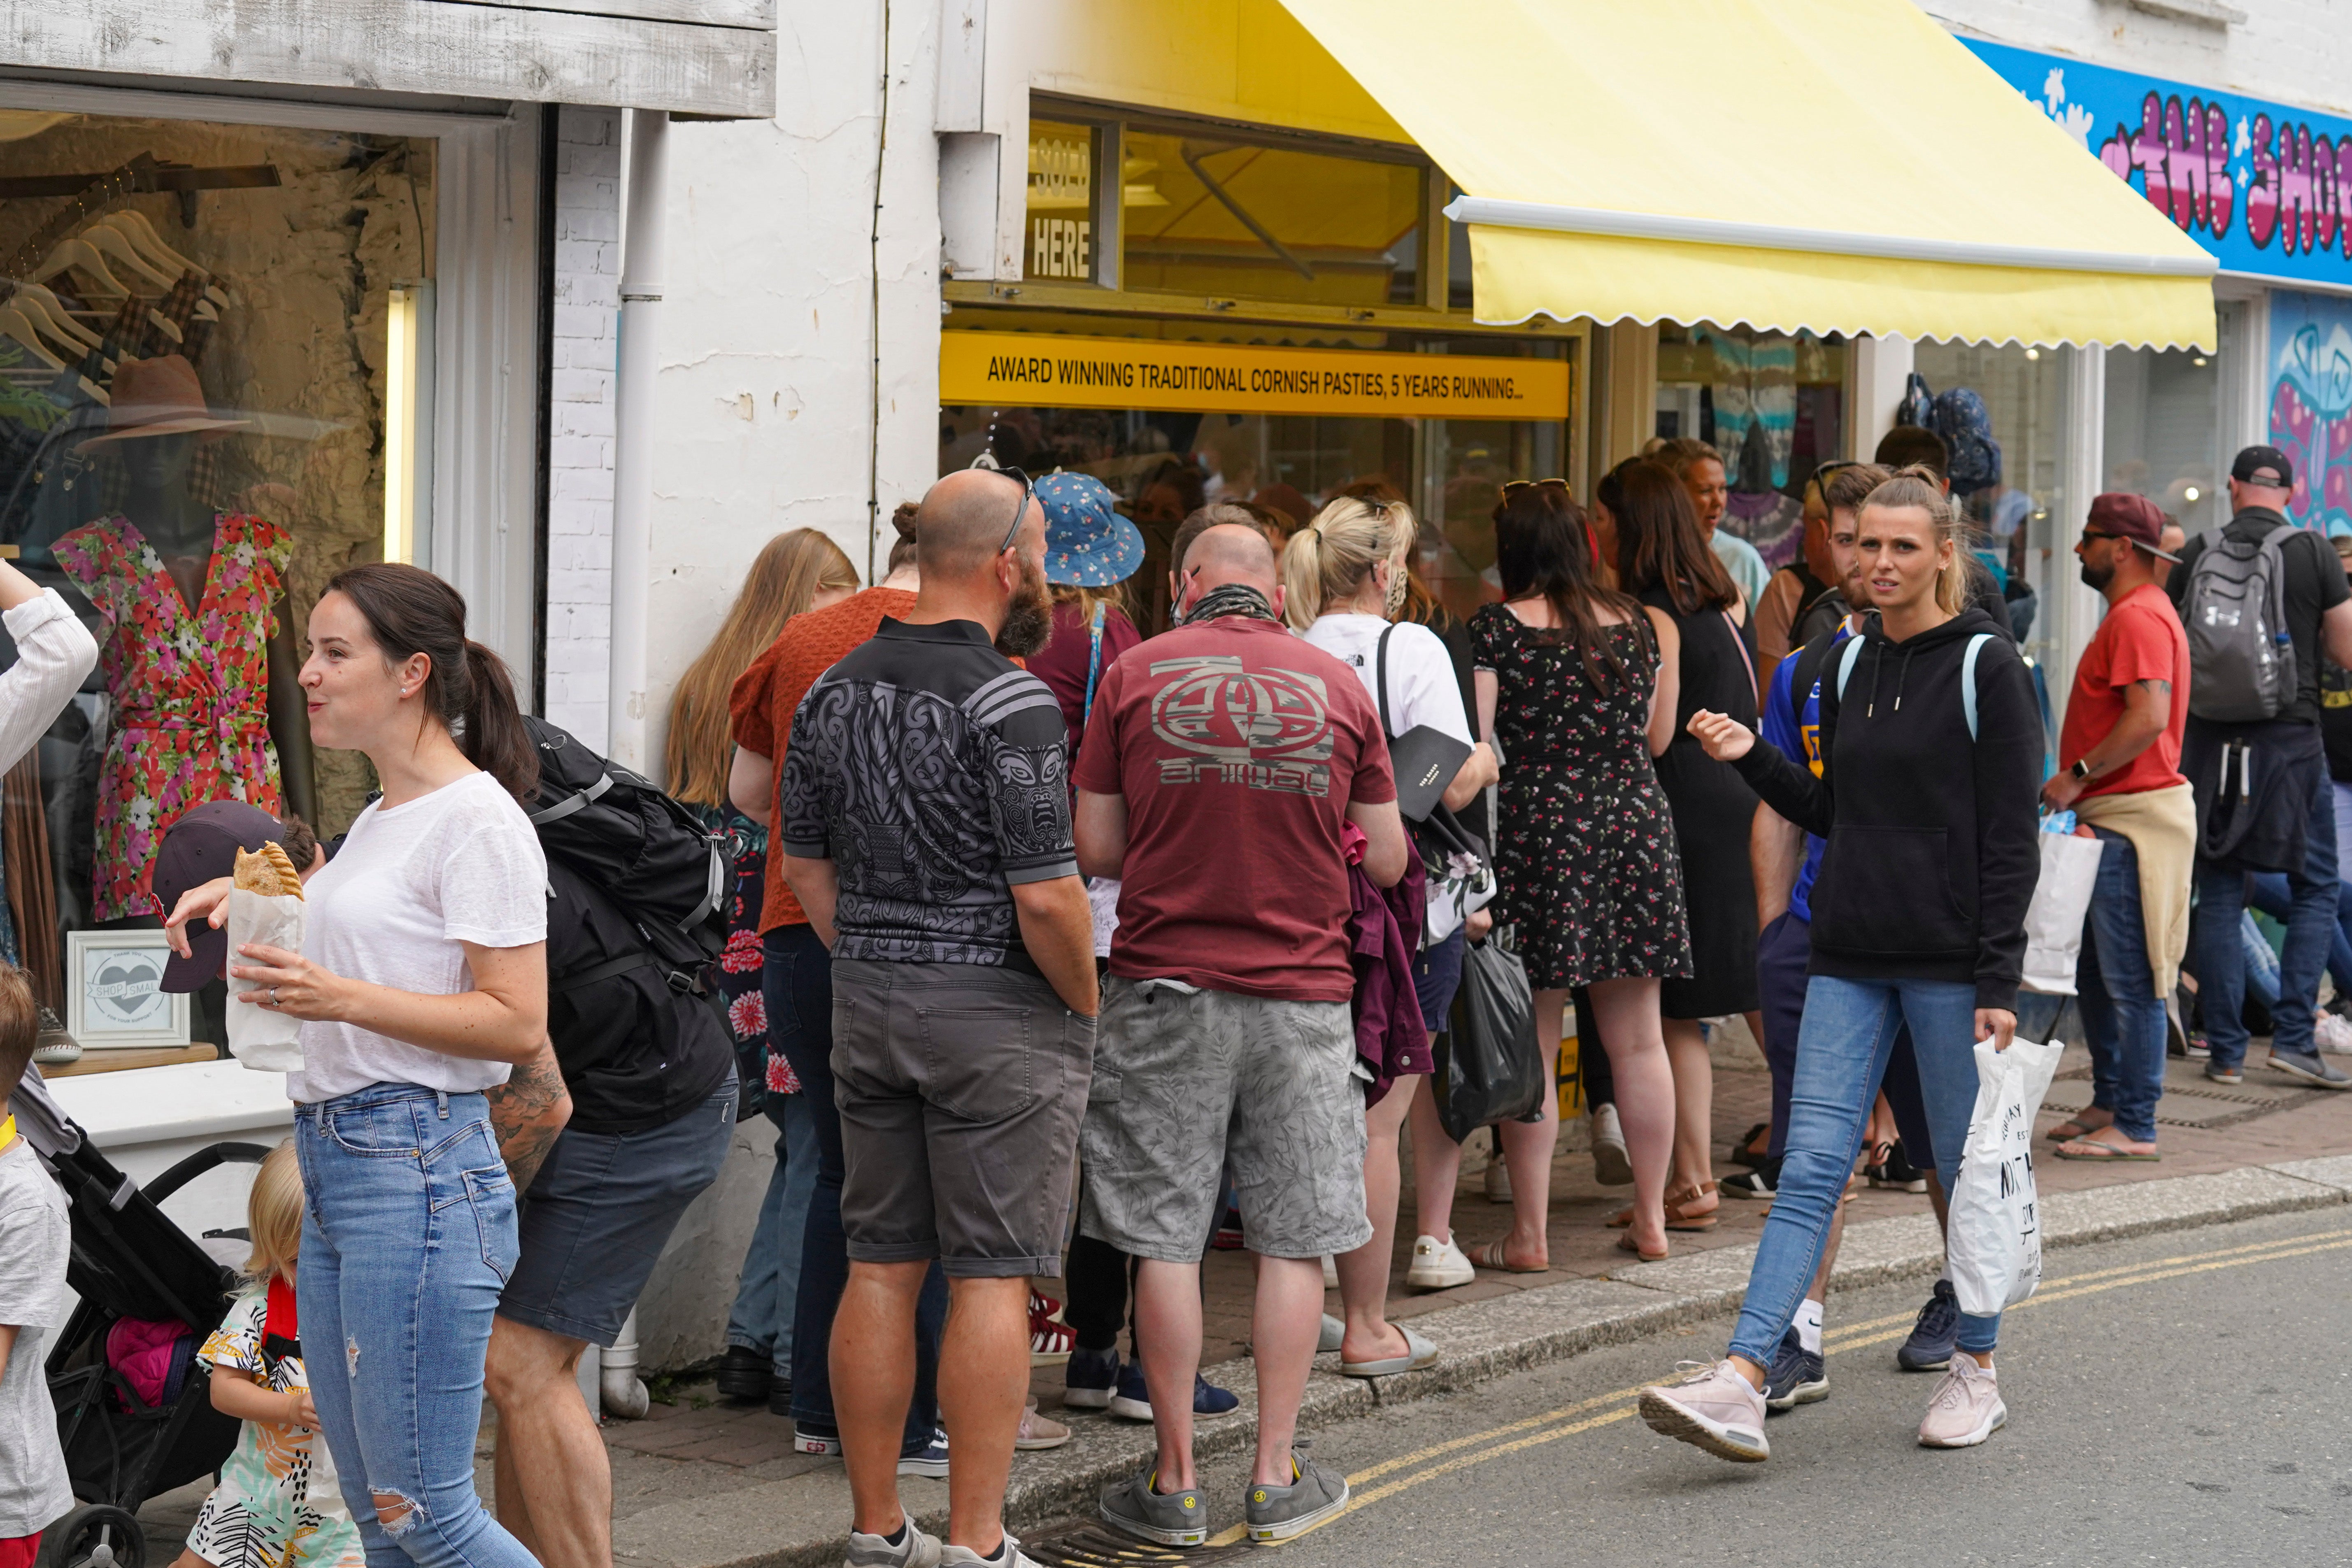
[288,770,549,1103]
[0,1138,70,1536]
[1298,614,1473,744]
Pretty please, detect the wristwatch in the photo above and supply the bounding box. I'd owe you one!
[2070,758,2094,781]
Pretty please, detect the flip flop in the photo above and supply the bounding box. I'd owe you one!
[1615,1231,1668,1263]
[2045,1114,2114,1142]
[2053,1133,2158,1162]
[1338,1325,1440,1377]
[1469,1240,1548,1274]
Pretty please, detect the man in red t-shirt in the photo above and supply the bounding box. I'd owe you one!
[1072,524,1406,1547]
[2036,491,2194,1159]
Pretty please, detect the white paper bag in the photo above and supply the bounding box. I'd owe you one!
[225,887,306,1073]
[2021,831,2103,996]
[1946,1035,2064,1317]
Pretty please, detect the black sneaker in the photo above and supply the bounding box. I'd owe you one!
[1866,1140,1929,1193]
[714,1345,770,1404]
[1896,1280,1959,1372]
[2268,1049,2352,1089]
[766,1380,793,1419]
[1761,1325,1827,1412]
[1721,1158,1780,1199]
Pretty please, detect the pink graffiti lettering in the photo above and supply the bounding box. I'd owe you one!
[2103,92,2234,239]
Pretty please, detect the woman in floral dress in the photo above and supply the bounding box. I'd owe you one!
[1469,480,1691,1263]
[664,528,859,1407]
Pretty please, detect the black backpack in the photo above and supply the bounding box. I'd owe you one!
[520,717,732,998]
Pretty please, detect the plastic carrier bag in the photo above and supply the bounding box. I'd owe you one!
[1946,1035,2065,1317]
[1431,934,1547,1144]
[2021,824,2103,996]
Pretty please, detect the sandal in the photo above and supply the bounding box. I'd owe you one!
[1469,1239,1548,1274]
[1663,1180,1719,1232]
[2053,1128,2158,1162]
[2045,1111,2114,1143]
[1615,1231,1668,1263]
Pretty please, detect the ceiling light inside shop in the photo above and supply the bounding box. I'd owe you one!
[2025,347,2040,360]
[2194,356,2208,367]
[2184,486,2201,501]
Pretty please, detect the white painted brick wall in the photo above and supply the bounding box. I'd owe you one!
[543,104,622,749]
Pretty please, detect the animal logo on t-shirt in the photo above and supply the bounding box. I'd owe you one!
[1146,654,1335,796]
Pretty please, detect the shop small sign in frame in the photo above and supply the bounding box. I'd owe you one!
[65,931,191,1049]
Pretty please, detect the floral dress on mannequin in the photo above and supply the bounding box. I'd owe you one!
[54,511,291,920]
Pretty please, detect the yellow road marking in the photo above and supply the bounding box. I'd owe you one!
[1217,1224,2352,1547]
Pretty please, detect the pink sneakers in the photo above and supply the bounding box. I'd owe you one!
[1638,1360,1769,1462]
[1917,1354,2007,1447]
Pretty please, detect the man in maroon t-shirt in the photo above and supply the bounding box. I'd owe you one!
[1072,524,1405,1547]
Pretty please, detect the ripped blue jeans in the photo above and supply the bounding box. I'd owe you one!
[296,1083,539,1568]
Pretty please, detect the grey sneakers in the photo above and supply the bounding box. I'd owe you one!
[936,1535,1039,1567]
[845,1517,942,1568]
[1244,1447,1350,1543]
[1098,1469,1210,1548]
[1638,1359,1770,1462]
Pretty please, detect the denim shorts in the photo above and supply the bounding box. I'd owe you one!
[499,1078,737,1347]
[830,958,1093,1278]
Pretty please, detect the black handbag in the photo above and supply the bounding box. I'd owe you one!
[1431,931,1547,1143]
[1376,626,1495,940]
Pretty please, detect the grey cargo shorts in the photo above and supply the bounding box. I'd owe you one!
[830,958,1094,1278]
[1079,978,1370,1264]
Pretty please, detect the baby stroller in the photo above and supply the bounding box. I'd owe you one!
[10,1068,266,1568]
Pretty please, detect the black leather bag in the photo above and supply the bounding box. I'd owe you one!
[1431,932,1547,1142]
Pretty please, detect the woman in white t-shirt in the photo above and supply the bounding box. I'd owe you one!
[1286,496,1498,1377]
[166,564,550,1568]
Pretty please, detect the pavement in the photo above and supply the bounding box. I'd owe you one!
[128,1026,2352,1568]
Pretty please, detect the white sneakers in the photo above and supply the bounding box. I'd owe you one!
[1590,1103,1633,1186]
[1637,1360,1769,1462]
[2315,1012,2352,1056]
[1406,1234,1475,1290]
[1917,1354,2007,1447]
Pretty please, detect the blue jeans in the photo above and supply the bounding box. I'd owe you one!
[295,1084,537,1568]
[765,924,946,1445]
[2191,768,2338,1065]
[2246,871,2352,998]
[1729,977,1998,1366]
[2068,829,2168,1144]
[724,1087,819,1378]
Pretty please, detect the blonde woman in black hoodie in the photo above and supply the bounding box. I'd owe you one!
[1637,470,2040,1462]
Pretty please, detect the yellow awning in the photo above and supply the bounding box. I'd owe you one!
[1278,0,2218,351]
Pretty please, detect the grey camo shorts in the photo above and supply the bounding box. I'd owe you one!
[1079,979,1371,1264]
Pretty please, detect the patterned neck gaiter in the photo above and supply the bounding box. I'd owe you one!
[1179,582,1279,626]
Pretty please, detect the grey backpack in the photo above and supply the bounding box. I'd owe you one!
[2182,523,2297,723]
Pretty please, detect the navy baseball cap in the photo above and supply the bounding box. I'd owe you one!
[153,801,284,992]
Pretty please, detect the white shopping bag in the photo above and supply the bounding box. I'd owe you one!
[1085,877,1120,959]
[1946,1035,2064,1317]
[2020,831,2103,996]
[224,887,306,1073]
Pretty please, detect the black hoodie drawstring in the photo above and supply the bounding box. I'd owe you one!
[1866,640,1886,717]
[1893,644,1917,713]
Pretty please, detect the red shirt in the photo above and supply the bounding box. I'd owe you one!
[2059,583,2190,800]
[1072,616,1396,1001]
[1027,600,1142,759]
[730,586,917,932]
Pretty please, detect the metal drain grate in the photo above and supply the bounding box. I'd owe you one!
[1021,1522,1256,1567]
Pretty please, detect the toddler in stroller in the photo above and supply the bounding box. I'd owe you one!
[170,1142,357,1568]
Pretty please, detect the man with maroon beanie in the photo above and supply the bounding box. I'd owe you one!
[2034,492,2194,1156]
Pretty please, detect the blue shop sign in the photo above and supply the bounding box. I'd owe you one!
[1962,36,2352,289]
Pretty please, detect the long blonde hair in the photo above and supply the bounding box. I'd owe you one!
[666,529,860,807]
[1281,496,1416,628]
[1859,467,1969,615]
[245,1141,302,1285]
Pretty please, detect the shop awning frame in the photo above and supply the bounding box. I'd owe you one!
[1281,0,2221,351]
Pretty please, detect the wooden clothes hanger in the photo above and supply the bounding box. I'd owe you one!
[8,283,102,355]
[0,309,64,371]
[33,239,128,297]
[95,213,227,308]
[75,225,174,293]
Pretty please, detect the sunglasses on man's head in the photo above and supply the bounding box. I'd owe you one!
[996,466,1035,555]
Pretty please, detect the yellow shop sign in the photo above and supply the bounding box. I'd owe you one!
[940,331,1570,420]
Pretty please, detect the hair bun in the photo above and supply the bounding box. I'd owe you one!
[891,500,921,541]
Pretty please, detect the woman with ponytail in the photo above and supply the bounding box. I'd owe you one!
[165,563,552,1568]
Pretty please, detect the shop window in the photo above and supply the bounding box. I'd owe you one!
[0,110,433,1044]
[2104,347,2221,535]
[1654,324,1847,571]
[1025,119,1096,283]
[1118,130,1422,308]
[1910,341,2068,662]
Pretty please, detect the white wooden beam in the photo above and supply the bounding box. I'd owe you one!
[0,0,775,117]
[445,0,774,29]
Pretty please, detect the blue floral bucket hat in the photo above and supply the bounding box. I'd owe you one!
[1037,472,1146,587]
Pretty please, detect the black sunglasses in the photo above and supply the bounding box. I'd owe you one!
[1502,477,1571,497]
[1808,459,1862,500]
[995,466,1035,555]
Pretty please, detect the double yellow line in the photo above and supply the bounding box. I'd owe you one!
[1172,1224,2352,1550]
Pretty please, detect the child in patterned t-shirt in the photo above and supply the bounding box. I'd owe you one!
[169,1142,360,1568]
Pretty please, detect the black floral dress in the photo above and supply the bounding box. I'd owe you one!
[1470,604,1692,990]
[693,804,800,1113]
